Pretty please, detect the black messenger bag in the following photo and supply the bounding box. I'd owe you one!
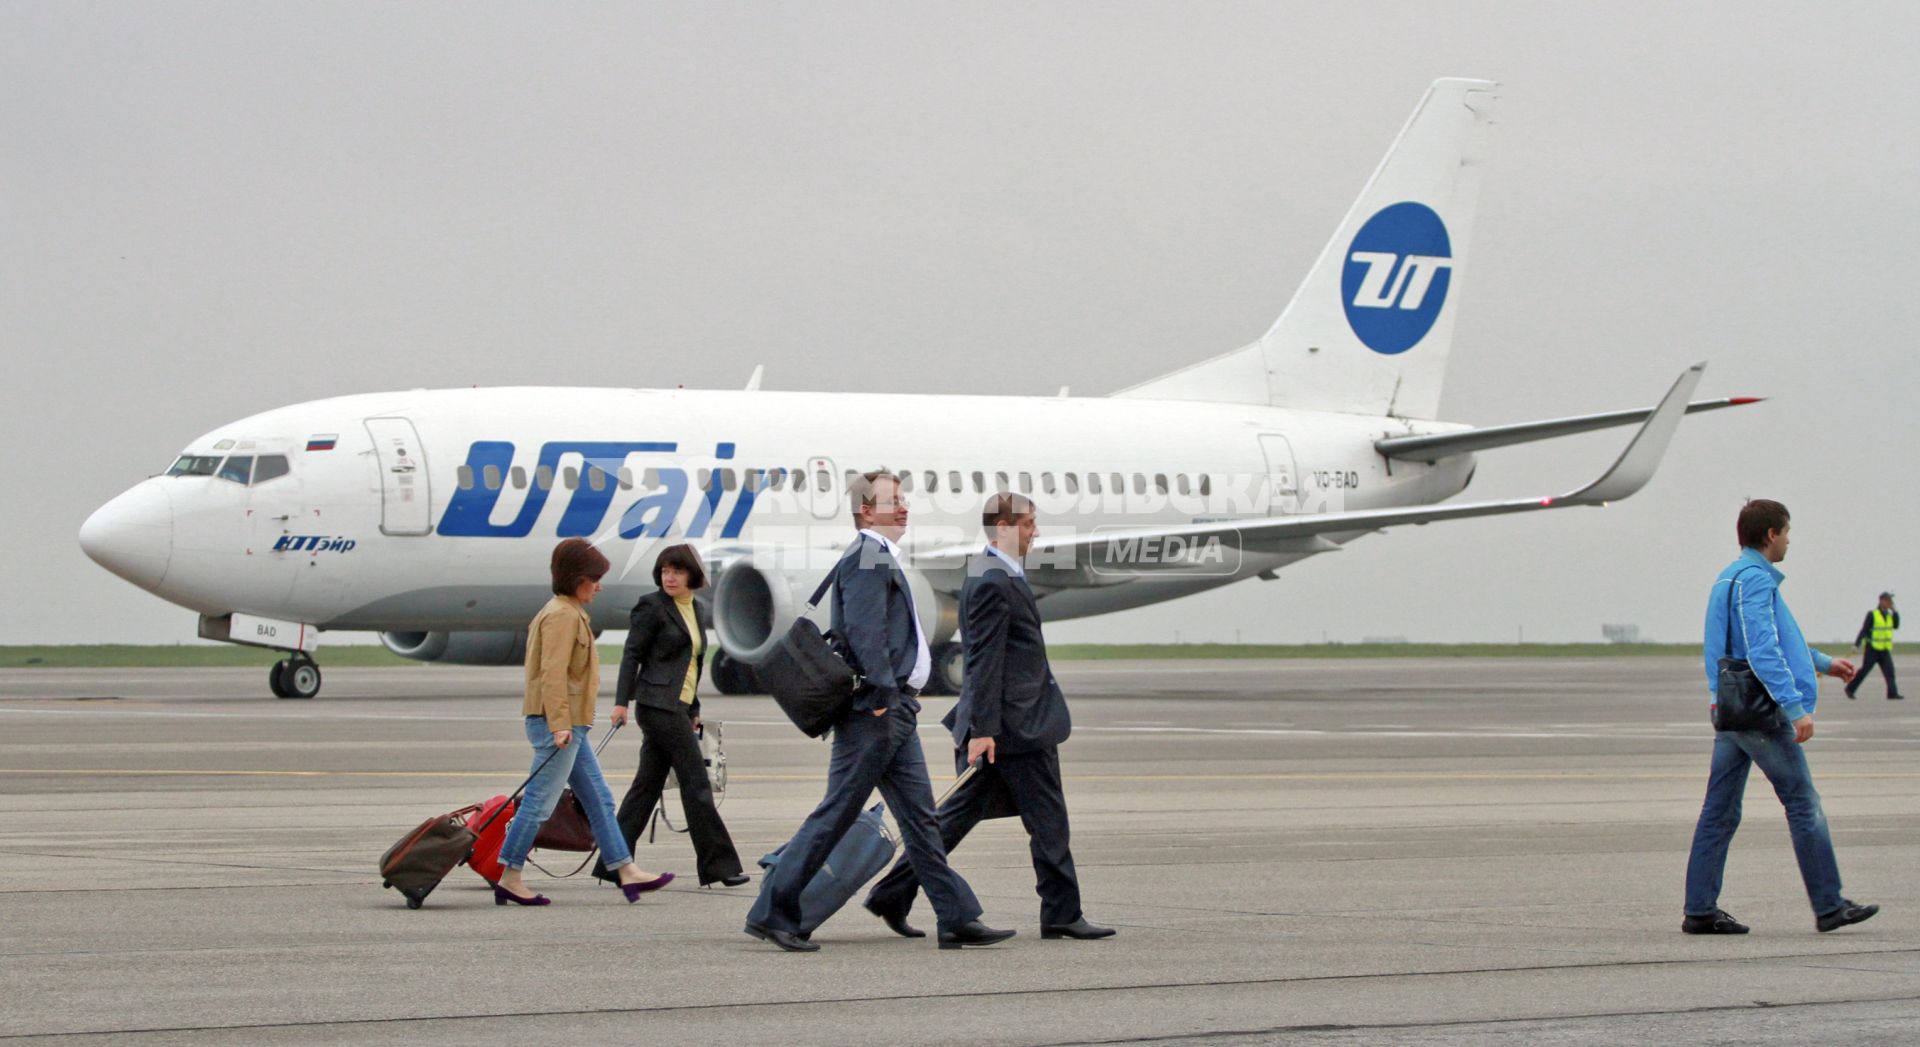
[755,572,863,737]
[1714,568,1784,733]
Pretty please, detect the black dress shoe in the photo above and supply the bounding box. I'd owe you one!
[863,900,926,938]
[1890,694,1907,701]
[1816,901,1880,932]
[1041,918,1116,940]
[744,920,820,952]
[713,873,751,888]
[1681,909,1749,934]
[937,920,1016,950]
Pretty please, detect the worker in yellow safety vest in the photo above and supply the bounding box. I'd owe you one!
[1846,592,1903,700]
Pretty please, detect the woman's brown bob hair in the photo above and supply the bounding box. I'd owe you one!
[652,543,708,590]
[551,538,611,597]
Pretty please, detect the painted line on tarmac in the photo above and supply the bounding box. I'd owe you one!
[5,708,1916,745]
[4,951,1916,1041]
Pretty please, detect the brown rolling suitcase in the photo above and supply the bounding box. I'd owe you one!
[377,723,618,908]
[380,802,487,909]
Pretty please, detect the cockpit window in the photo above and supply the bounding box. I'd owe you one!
[253,455,290,484]
[217,456,254,484]
[167,455,222,477]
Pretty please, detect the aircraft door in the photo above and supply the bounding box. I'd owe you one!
[365,417,433,536]
[1257,434,1298,516]
[805,456,840,520]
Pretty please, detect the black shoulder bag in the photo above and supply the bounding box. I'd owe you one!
[755,571,864,737]
[1713,568,1784,732]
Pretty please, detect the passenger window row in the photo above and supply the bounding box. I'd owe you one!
[453,462,1213,499]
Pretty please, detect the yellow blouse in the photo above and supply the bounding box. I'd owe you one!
[674,594,702,706]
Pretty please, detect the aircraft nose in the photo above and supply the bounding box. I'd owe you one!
[79,480,174,591]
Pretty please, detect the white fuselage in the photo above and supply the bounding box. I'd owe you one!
[80,386,1474,638]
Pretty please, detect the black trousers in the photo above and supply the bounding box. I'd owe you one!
[592,704,742,885]
[866,745,1083,927]
[1847,647,1899,697]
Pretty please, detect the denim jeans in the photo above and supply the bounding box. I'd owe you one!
[1684,721,1844,916]
[499,718,634,872]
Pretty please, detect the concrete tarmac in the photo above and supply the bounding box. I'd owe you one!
[1,658,1916,1045]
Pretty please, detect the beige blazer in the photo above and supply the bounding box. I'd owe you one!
[522,596,599,734]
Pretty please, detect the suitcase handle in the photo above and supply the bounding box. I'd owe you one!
[471,721,623,836]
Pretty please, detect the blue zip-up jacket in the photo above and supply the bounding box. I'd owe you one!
[1702,547,1833,723]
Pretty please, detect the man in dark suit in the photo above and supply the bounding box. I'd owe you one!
[864,493,1114,941]
[745,470,1014,952]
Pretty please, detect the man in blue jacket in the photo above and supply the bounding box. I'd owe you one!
[746,470,1014,953]
[1685,499,1878,934]
[863,493,1114,941]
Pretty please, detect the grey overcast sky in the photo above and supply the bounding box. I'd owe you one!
[5,1,1915,646]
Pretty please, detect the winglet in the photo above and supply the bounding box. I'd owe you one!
[745,365,765,392]
[1562,363,1704,505]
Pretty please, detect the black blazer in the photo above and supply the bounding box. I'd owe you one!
[615,590,711,717]
[942,550,1070,754]
[829,533,924,714]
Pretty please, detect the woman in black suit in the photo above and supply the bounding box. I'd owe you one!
[594,544,748,888]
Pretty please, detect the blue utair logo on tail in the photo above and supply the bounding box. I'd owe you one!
[1340,202,1452,355]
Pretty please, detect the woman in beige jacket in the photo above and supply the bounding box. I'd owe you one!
[494,539,674,905]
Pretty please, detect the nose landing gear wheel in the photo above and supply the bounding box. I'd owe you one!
[276,657,321,699]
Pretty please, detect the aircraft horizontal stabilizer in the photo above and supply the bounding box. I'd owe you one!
[912,365,1705,584]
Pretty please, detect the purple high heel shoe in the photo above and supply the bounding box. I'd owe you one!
[620,872,675,902]
[494,884,551,906]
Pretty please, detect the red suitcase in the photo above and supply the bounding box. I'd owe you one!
[464,795,516,884]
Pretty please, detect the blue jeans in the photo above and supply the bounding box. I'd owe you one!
[499,718,634,872]
[1684,721,1845,916]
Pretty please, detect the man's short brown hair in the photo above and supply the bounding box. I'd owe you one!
[1736,499,1790,549]
[847,469,899,522]
[551,538,610,596]
[651,542,707,590]
[981,492,1035,530]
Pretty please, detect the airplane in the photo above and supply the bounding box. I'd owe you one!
[78,78,1756,699]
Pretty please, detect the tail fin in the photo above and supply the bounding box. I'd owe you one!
[1114,78,1498,420]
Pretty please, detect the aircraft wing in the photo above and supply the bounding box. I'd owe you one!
[910,364,1705,585]
[1375,391,1758,462]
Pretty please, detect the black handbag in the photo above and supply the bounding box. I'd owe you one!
[1713,568,1784,733]
[755,572,863,737]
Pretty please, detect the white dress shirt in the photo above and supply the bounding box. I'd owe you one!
[858,529,930,691]
[984,543,1025,577]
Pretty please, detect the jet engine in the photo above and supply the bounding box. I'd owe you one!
[379,630,528,665]
[710,558,955,664]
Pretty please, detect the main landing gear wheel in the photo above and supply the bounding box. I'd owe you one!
[710,650,760,695]
[926,642,965,697]
[273,657,322,700]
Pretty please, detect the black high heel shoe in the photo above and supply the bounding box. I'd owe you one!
[620,872,675,902]
[493,885,551,906]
